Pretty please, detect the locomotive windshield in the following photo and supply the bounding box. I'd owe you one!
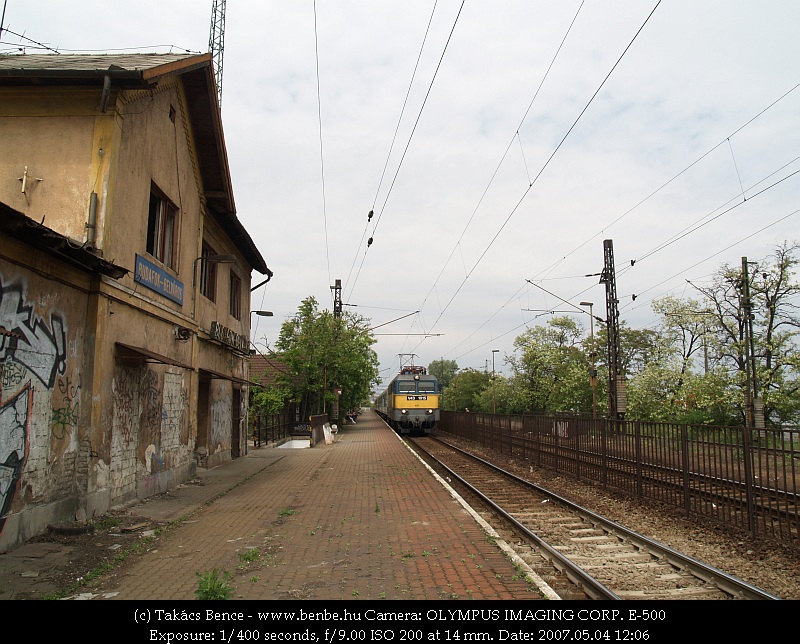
[394,378,438,394]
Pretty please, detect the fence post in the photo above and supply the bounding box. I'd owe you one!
[741,424,756,538]
[600,417,608,486]
[681,425,690,516]
[634,420,642,500]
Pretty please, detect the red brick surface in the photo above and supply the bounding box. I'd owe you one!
[92,410,546,601]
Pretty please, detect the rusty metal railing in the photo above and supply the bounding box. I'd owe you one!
[249,412,294,447]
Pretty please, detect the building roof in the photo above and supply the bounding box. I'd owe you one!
[249,352,298,388]
[0,53,271,278]
[0,200,128,278]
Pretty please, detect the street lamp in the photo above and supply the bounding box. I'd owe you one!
[492,349,499,414]
[579,302,598,420]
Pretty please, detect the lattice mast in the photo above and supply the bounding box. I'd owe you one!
[600,239,623,420]
[332,279,343,318]
[208,0,226,108]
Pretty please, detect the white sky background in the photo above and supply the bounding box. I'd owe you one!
[3,1,799,388]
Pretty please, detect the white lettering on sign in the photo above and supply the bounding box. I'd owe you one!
[210,321,248,351]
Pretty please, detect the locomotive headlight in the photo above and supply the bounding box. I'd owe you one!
[401,409,408,415]
[426,409,433,414]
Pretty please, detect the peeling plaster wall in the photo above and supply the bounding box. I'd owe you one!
[110,365,194,506]
[206,378,232,469]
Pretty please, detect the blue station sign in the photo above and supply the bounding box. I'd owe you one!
[134,254,184,304]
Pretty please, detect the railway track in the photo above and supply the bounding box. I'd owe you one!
[408,435,782,600]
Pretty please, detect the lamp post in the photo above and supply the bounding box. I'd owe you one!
[579,302,598,419]
[249,310,273,354]
[492,349,499,414]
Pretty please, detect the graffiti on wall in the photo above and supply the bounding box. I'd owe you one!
[110,365,141,501]
[140,369,162,447]
[161,372,185,453]
[51,374,82,439]
[1,273,71,532]
[0,385,31,532]
[112,367,189,485]
[112,366,138,448]
[0,279,67,389]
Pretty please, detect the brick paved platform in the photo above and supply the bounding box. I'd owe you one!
[80,410,557,601]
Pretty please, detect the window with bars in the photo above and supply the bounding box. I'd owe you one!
[229,270,242,320]
[199,243,218,301]
[146,185,178,268]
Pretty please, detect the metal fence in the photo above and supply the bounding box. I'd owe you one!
[438,411,800,546]
[249,412,295,447]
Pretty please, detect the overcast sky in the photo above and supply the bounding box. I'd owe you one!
[3,1,799,387]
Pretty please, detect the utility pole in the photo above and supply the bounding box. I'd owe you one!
[740,257,758,538]
[492,349,499,414]
[599,239,624,421]
[331,279,342,318]
[579,302,598,419]
[741,257,761,429]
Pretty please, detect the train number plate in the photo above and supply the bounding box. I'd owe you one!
[406,395,428,400]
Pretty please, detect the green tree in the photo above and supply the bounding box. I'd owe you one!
[448,368,491,412]
[621,295,737,424]
[508,316,591,414]
[475,374,521,414]
[427,359,458,389]
[689,242,800,426]
[275,297,380,421]
[625,357,737,425]
[250,383,288,416]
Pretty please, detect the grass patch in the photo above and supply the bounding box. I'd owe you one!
[238,548,260,567]
[195,568,234,600]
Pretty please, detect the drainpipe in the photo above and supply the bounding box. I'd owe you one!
[99,74,111,113]
[86,191,97,247]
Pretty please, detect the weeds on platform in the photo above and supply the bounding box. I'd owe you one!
[40,517,181,600]
[237,547,260,569]
[196,568,234,600]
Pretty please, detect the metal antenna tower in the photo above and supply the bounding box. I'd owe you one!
[208,0,226,108]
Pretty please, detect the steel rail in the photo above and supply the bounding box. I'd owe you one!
[410,437,620,600]
[420,436,782,601]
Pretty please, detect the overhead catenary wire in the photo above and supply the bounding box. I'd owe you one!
[345,1,466,305]
[434,79,799,368]
[343,1,441,296]
[312,0,332,293]
[413,0,664,356]
[414,0,589,325]
[522,83,800,286]
[619,206,800,318]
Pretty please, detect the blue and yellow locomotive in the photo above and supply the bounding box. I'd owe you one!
[374,365,440,435]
